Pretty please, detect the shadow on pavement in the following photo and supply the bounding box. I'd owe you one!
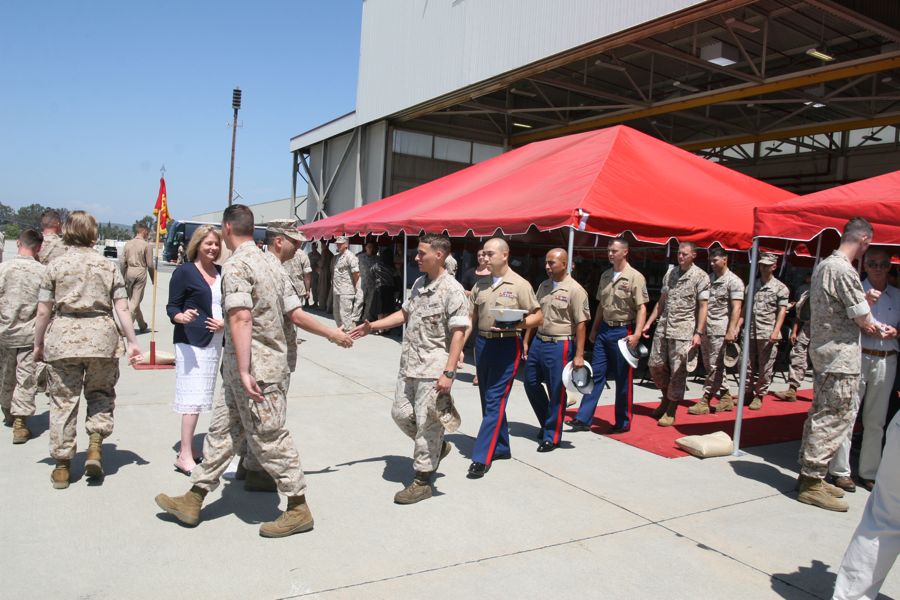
[770,559,836,599]
[729,460,798,494]
[334,454,414,485]
[170,433,207,458]
[26,410,50,439]
[38,443,149,483]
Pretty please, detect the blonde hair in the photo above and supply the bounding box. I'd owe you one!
[186,225,222,262]
[62,211,98,247]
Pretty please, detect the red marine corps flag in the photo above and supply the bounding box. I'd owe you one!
[135,173,175,370]
[154,176,169,235]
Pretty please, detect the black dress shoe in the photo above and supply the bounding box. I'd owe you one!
[467,462,490,479]
[537,441,557,453]
[568,419,591,432]
[493,453,511,461]
[609,424,631,434]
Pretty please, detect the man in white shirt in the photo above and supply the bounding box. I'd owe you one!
[829,248,899,492]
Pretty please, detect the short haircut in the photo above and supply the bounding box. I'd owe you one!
[40,209,61,230]
[265,230,282,246]
[62,210,98,247]
[134,223,149,235]
[485,237,509,253]
[865,247,889,260]
[186,225,222,262]
[18,228,43,250]
[222,204,255,236]
[842,217,873,243]
[679,241,697,252]
[608,237,629,249]
[709,247,727,260]
[420,233,452,257]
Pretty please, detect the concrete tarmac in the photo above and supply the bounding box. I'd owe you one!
[0,266,896,599]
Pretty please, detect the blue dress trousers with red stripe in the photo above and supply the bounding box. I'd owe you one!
[575,323,634,429]
[473,335,522,465]
[524,337,573,445]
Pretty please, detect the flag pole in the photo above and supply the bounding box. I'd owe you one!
[149,213,161,364]
[134,166,174,370]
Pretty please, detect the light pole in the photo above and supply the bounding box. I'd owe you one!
[228,86,242,206]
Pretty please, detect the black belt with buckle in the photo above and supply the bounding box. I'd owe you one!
[862,348,897,358]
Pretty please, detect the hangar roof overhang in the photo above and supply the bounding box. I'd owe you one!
[391,0,900,160]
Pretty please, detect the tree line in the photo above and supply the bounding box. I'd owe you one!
[0,202,155,241]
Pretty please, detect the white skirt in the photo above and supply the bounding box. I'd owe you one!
[173,332,224,414]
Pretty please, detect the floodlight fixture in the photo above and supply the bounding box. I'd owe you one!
[512,122,533,129]
[806,48,835,62]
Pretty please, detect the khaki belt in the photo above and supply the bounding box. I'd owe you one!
[537,334,572,342]
[605,320,633,328]
[479,331,520,339]
[862,348,898,358]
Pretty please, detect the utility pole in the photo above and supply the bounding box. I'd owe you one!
[228,86,242,206]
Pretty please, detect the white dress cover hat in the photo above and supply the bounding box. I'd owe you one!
[617,338,649,369]
[563,361,594,395]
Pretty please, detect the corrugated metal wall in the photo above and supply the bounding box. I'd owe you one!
[356,0,704,123]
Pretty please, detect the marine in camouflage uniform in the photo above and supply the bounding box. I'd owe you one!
[797,242,874,511]
[37,243,134,488]
[646,245,709,427]
[690,254,743,415]
[37,232,67,265]
[746,252,789,409]
[775,286,811,401]
[351,234,469,503]
[286,247,312,302]
[120,228,155,332]
[0,235,46,443]
[332,237,360,331]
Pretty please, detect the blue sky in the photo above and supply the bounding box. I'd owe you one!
[0,1,361,223]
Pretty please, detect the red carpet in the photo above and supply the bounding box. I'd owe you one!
[567,389,814,458]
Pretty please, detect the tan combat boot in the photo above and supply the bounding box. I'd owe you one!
[748,396,763,410]
[797,475,848,512]
[794,474,844,498]
[244,469,277,493]
[51,460,71,489]
[716,391,735,412]
[85,432,104,479]
[259,495,314,538]
[774,387,797,402]
[12,416,30,444]
[155,486,208,527]
[652,399,671,420]
[394,472,434,505]
[657,401,678,427]
[687,396,710,415]
[2,406,12,427]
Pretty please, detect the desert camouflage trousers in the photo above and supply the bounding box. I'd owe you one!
[749,338,779,398]
[0,346,38,417]
[798,371,860,479]
[649,335,692,402]
[787,323,811,389]
[332,293,358,332]
[192,371,306,496]
[701,335,732,398]
[46,357,119,460]
[393,377,445,473]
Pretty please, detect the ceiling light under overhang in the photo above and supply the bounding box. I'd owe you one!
[672,80,701,93]
[512,122,533,129]
[806,48,835,62]
[804,101,827,108]
[510,87,537,98]
[594,58,627,72]
[700,41,739,66]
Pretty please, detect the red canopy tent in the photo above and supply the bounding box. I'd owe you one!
[754,169,900,247]
[301,125,795,250]
[732,170,900,453]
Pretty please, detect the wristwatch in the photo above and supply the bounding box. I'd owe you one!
[442,370,456,379]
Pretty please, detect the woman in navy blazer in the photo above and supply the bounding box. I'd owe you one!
[166,225,225,475]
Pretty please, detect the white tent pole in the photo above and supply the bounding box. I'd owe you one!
[402,231,409,336]
[566,226,575,274]
[732,237,759,455]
